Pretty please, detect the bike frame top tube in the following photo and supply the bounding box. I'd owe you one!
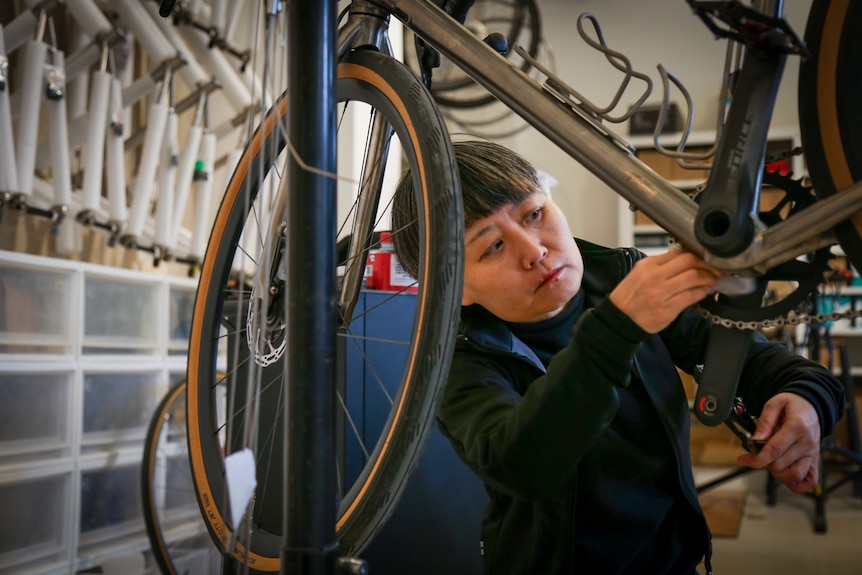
[382,0,702,246]
[375,0,862,273]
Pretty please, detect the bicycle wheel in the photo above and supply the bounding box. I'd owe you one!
[798,0,862,271]
[142,380,221,575]
[422,0,543,110]
[186,49,463,573]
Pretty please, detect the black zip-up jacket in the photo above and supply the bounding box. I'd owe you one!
[437,239,844,575]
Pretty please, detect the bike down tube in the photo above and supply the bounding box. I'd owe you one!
[384,0,862,272]
[384,0,703,249]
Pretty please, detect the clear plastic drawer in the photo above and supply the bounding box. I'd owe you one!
[0,473,70,570]
[79,463,144,549]
[0,372,71,462]
[168,286,195,355]
[83,276,159,354]
[0,263,72,354]
[82,371,162,450]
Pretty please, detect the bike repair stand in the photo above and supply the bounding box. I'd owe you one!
[282,3,365,575]
[151,1,364,572]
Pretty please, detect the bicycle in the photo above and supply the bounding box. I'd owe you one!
[178,1,862,574]
[142,379,222,575]
[182,3,463,574]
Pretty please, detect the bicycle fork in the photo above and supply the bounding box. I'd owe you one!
[338,114,393,329]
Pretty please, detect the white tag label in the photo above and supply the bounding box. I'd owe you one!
[389,255,416,287]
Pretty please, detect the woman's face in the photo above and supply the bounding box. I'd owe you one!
[461,192,584,323]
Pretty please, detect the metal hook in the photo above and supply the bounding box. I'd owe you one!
[572,13,653,122]
[35,10,48,43]
[194,90,209,128]
[650,35,741,170]
[158,69,173,106]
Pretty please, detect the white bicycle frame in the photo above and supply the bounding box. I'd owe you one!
[2,0,262,264]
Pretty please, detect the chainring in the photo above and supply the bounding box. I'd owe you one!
[695,170,834,323]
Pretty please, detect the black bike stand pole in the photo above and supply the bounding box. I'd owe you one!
[283,2,338,575]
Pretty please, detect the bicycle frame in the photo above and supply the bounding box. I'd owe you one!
[362,0,862,276]
[332,0,862,435]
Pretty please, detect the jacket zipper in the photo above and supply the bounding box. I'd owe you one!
[632,343,714,573]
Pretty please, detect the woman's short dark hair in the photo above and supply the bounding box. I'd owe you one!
[391,140,542,279]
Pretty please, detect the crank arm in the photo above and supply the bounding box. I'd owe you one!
[694,325,754,426]
[694,282,766,426]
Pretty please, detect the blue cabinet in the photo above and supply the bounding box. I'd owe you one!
[348,292,488,575]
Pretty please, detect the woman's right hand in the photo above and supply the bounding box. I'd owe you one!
[608,249,722,333]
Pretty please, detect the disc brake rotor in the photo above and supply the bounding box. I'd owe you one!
[247,254,287,368]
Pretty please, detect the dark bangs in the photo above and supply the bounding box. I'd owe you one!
[453,141,542,228]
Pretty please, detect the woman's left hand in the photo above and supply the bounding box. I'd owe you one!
[736,392,822,493]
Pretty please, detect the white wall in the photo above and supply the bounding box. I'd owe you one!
[489,0,813,247]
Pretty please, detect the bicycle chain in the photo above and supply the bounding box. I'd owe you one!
[680,171,862,330]
[670,231,862,328]
[695,303,862,331]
